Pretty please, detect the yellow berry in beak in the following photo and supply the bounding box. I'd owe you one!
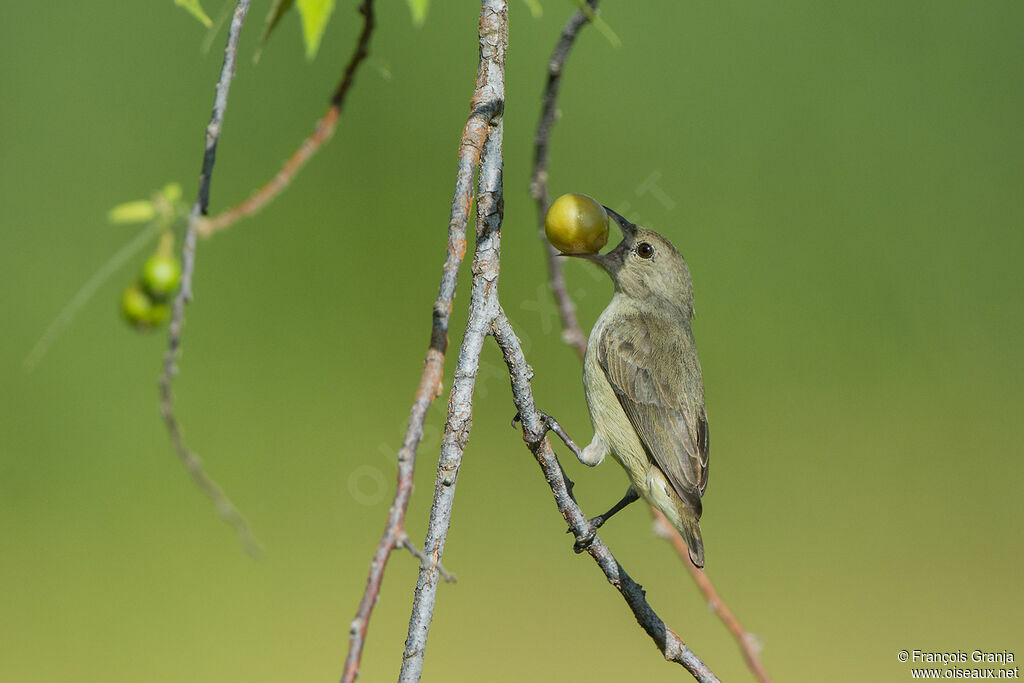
[544,193,609,255]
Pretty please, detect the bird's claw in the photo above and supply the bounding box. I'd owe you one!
[573,535,595,553]
[568,516,604,554]
[511,408,555,432]
[533,410,581,454]
[536,410,558,433]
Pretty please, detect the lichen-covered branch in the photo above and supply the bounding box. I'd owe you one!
[159,0,260,555]
[530,5,772,680]
[528,0,600,356]
[198,0,376,237]
[397,6,507,681]
[491,311,719,683]
[340,2,505,679]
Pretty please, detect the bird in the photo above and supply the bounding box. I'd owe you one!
[567,207,710,567]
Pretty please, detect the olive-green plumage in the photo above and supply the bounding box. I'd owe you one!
[575,208,710,567]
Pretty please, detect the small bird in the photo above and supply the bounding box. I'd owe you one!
[568,207,710,568]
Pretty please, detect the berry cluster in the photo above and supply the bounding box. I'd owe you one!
[121,254,181,330]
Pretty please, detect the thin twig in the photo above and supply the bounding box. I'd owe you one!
[397,534,457,584]
[198,0,376,237]
[530,4,772,681]
[653,510,772,683]
[528,0,599,356]
[159,0,261,556]
[399,123,503,680]
[492,310,719,683]
[340,2,504,678]
[398,7,507,679]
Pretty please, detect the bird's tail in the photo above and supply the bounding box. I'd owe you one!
[677,514,705,569]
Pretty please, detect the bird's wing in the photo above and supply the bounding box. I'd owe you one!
[598,314,709,511]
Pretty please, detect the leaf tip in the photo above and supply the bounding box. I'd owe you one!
[174,0,213,28]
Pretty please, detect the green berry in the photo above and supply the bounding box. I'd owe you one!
[545,193,609,255]
[141,254,182,300]
[122,284,154,329]
[146,302,171,326]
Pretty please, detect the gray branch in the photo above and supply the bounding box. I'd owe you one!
[398,5,507,678]
[341,1,506,679]
[159,0,261,555]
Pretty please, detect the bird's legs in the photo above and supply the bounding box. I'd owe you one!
[512,409,640,553]
[531,410,608,467]
[570,486,640,553]
[532,411,583,457]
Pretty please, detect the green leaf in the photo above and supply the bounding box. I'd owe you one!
[523,0,542,19]
[296,0,335,60]
[407,0,429,27]
[255,0,296,62]
[174,0,213,28]
[108,200,157,224]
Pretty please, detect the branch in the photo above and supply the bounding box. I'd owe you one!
[398,5,507,680]
[340,1,504,678]
[198,0,376,238]
[398,534,457,584]
[492,311,719,683]
[529,5,772,681]
[159,0,261,556]
[528,0,600,356]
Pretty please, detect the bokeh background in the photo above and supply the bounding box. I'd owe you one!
[2,1,1022,681]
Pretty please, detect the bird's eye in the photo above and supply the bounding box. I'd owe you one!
[636,242,654,259]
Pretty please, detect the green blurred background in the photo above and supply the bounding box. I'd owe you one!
[2,1,1022,681]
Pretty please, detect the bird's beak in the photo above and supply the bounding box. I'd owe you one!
[604,206,637,240]
[572,206,634,275]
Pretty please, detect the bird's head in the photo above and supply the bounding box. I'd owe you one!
[569,207,695,317]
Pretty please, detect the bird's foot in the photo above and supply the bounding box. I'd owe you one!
[567,514,606,554]
[536,411,584,460]
[511,408,560,437]
[565,488,639,552]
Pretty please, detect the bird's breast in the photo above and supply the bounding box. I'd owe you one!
[584,310,652,491]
